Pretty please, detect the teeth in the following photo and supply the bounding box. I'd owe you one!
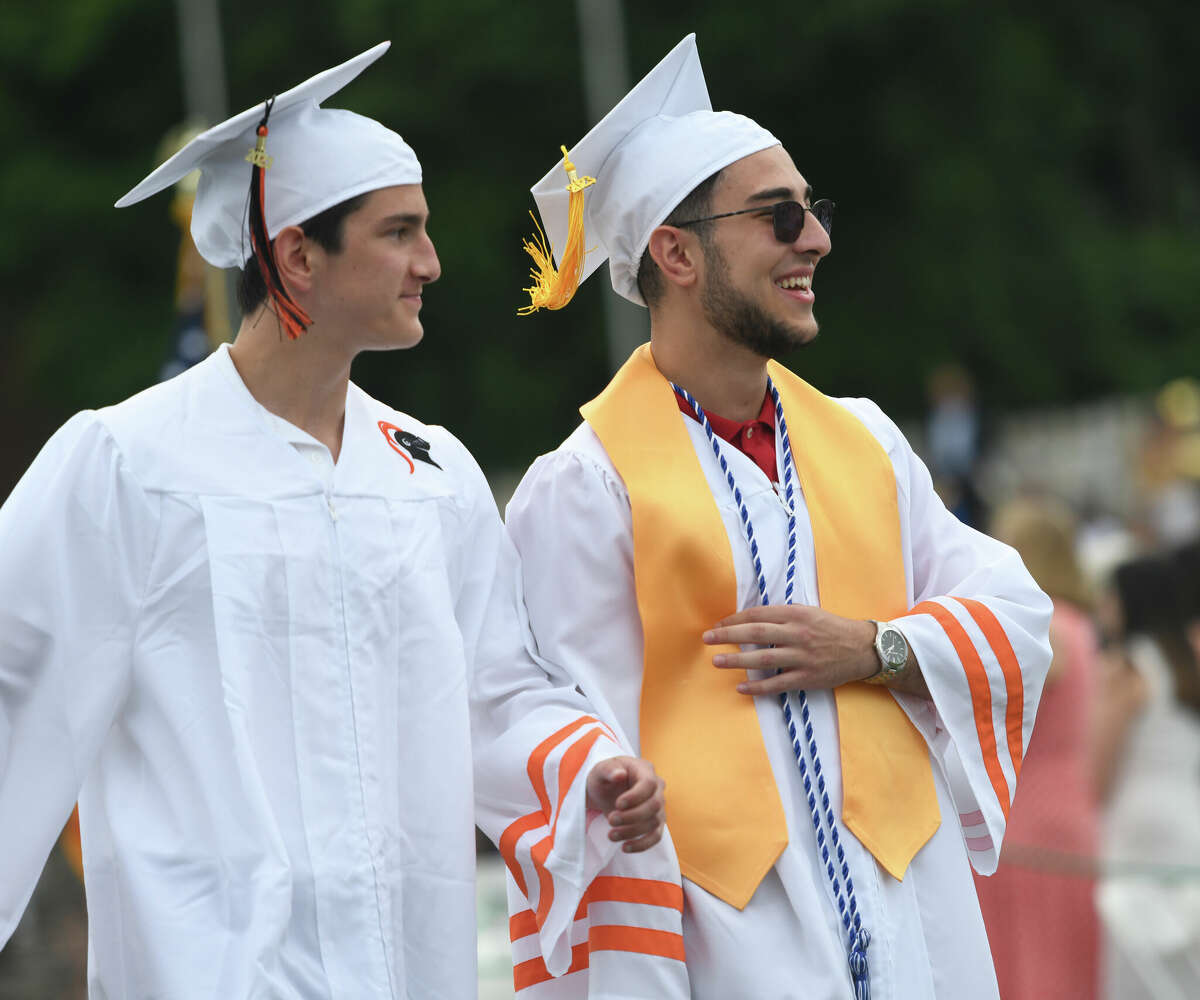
[776,275,812,290]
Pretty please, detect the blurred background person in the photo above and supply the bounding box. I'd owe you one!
[1095,546,1200,999]
[1137,378,1200,548]
[973,496,1101,1000]
[925,362,987,529]
[1176,540,1200,669]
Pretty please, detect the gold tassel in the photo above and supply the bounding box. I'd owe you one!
[519,145,595,315]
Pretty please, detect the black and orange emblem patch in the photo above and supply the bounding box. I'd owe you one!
[378,421,442,472]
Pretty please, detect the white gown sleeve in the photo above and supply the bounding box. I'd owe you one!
[502,448,691,999]
[505,448,648,741]
[447,440,632,979]
[855,402,1054,875]
[0,413,160,943]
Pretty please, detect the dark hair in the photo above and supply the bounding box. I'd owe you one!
[236,192,369,314]
[1173,539,1200,623]
[1114,551,1200,715]
[635,169,724,307]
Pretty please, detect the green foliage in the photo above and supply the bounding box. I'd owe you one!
[0,0,1196,496]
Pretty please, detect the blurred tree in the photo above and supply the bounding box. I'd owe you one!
[0,0,1196,500]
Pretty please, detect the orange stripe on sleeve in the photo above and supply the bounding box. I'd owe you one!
[513,875,686,940]
[588,925,686,962]
[534,728,605,925]
[513,942,589,991]
[498,812,544,897]
[953,597,1026,783]
[581,876,685,912]
[550,728,604,842]
[509,909,539,943]
[531,834,555,925]
[528,716,600,817]
[501,715,604,901]
[908,600,1011,819]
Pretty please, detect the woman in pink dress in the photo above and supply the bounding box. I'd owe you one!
[973,497,1101,999]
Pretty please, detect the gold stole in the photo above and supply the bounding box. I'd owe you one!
[582,345,939,910]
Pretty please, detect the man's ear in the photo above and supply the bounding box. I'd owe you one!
[646,225,700,292]
[272,225,314,296]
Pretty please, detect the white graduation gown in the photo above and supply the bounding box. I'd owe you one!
[505,395,1053,1000]
[0,345,623,999]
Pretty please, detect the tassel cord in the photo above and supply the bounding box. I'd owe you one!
[245,96,312,340]
[675,380,874,999]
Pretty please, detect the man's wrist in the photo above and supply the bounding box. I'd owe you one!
[855,619,881,681]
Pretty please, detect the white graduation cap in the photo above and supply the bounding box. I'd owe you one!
[116,41,420,272]
[522,34,779,311]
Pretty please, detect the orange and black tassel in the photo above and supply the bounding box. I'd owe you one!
[245,97,312,340]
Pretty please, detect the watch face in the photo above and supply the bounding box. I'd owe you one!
[880,628,908,668]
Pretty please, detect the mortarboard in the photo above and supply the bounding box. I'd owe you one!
[521,34,779,312]
[117,41,420,338]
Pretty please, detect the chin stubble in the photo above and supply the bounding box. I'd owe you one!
[700,241,817,359]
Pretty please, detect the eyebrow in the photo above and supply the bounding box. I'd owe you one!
[377,212,427,228]
[745,185,813,206]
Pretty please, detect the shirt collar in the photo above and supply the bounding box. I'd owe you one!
[674,387,775,439]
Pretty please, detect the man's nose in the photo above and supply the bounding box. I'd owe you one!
[415,232,442,283]
[793,211,831,257]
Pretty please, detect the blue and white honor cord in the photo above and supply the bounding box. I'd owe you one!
[674,380,872,1000]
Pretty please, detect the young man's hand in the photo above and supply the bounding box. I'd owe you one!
[704,605,931,698]
[703,604,876,693]
[586,756,666,853]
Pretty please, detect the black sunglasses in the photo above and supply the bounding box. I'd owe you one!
[675,198,835,243]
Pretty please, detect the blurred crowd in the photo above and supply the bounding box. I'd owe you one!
[3,371,1199,1000]
[925,370,1200,1000]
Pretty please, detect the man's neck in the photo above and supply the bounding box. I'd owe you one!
[648,312,769,423]
[228,309,353,461]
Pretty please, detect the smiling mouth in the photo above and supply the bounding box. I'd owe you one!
[775,275,812,291]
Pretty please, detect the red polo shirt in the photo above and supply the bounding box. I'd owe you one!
[675,389,778,483]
